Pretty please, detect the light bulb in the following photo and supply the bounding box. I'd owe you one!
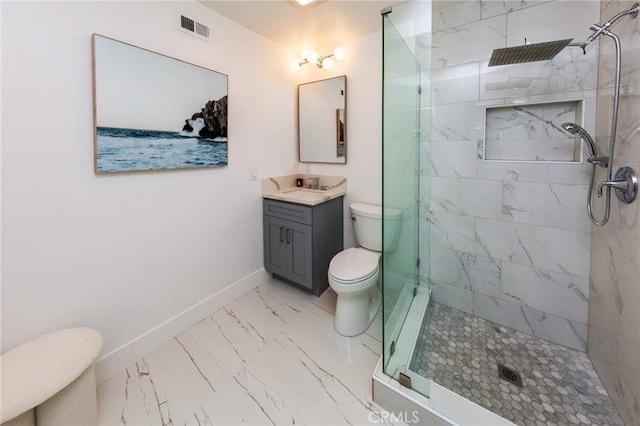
[321,57,334,69]
[308,51,319,64]
[333,46,346,60]
[301,49,311,61]
[290,58,302,71]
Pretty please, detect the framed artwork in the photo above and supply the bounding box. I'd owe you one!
[92,34,228,173]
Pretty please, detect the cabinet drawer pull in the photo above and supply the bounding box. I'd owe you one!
[280,226,284,242]
[286,228,290,245]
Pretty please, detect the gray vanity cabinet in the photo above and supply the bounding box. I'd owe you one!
[263,197,343,296]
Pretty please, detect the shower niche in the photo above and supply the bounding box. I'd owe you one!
[483,99,585,163]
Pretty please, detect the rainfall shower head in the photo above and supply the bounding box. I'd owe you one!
[562,122,597,157]
[488,39,573,67]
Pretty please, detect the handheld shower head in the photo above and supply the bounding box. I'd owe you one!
[561,122,598,157]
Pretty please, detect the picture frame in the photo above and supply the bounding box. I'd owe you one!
[92,34,229,173]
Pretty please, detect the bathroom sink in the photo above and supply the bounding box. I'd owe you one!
[261,175,346,206]
[282,189,325,200]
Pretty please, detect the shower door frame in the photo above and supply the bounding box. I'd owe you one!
[381,3,430,397]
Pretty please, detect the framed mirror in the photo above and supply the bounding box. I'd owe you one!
[298,75,347,164]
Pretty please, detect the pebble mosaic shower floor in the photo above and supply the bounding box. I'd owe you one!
[410,302,624,426]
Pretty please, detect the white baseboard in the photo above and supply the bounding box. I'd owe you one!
[95,268,271,384]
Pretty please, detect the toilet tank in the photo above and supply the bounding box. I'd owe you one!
[350,203,402,252]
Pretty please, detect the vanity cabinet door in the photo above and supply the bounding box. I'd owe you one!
[263,215,287,277]
[263,196,343,296]
[285,220,313,289]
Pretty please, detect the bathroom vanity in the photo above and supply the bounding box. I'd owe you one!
[262,175,346,296]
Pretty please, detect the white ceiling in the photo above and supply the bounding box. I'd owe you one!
[200,0,403,53]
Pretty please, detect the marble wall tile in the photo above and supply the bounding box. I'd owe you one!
[430,140,478,178]
[418,175,431,209]
[588,2,640,423]
[501,262,589,323]
[506,0,601,46]
[483,101,572,141]
[473,293,588,350]
[431,62,480,106]
[590,353,640,425]
[426,0,603,355]
[502,181,591,232]
[611,94,640,163]
[480,49,599,100]
[502,141,577,165]
[484,101,581,162]
[477,158,549,182]
[475,218,591,277]
[431,101,488,141]
[430,280,474,314]
[419,208,431,281]
[432,15,506,69]
[543,138,581,161]
[596,1,640,90]
[590,202,640,354]
[545,161,594,185]
[416,32,433,71]
[430,245,472,290]
[480,0,551,20]
[429,211,476,253]
[430,245,501,296]
[431,176,503,218]
[484,139,561,162]
[433,1,481,32]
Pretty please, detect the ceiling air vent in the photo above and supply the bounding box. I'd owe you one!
[178,14,210,42]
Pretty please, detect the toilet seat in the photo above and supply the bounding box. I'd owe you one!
[328,247,380,284]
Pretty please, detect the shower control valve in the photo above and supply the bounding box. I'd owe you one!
[597,166,637,203]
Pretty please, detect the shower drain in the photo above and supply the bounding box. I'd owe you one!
[498,364,523,387]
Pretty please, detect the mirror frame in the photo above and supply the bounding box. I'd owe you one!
[298,75,347,164]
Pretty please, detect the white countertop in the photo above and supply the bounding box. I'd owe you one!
[262,174,346,206]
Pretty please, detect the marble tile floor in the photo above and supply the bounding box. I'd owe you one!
[410,302,624,426]
[97,279,389,426]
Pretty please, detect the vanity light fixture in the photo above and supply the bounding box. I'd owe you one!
[291,46,346,71]
[295,0,315,5]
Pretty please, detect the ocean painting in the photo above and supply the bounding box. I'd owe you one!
[92,34,228,173]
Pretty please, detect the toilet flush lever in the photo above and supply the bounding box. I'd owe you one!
[351,216,357,221]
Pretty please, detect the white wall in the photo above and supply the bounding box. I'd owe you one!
[1,1,297,379]
[292,32,383,249]
[1,1,384,382]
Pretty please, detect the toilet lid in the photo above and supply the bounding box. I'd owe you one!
[329,248,380,283]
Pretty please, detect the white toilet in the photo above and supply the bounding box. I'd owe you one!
[328,202,401,336]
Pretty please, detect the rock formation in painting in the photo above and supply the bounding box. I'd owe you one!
[181,95,227,140]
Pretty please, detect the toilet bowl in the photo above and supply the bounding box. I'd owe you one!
[328,203,401,336]
[328,247,381,336]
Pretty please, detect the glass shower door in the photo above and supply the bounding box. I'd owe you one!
[381,8,424,394]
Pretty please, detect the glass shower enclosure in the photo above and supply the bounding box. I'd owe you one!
[381,0,431,397]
